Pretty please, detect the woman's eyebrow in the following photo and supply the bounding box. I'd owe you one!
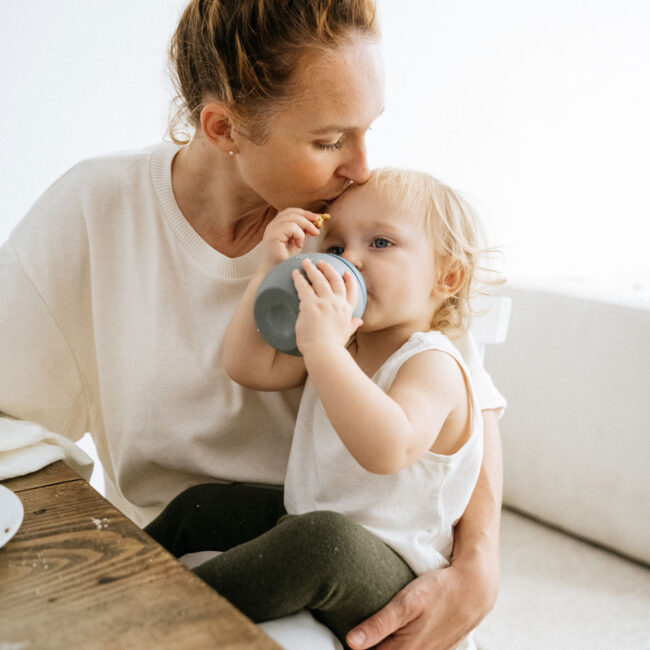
[309,125,350,135]
[310,110,384,136]
[310,108,384,135]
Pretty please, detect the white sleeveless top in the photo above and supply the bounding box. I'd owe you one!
[284,330,483,575]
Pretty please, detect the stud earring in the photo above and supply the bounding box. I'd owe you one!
[228,150,235,156]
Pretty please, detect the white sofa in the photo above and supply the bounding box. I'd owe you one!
[475,284,650,649]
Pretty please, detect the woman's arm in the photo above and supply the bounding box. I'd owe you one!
[346,409,503,650]
[222,208,322,391]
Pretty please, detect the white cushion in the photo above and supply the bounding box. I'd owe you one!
[485,285,650,564]
[260,611,342,650]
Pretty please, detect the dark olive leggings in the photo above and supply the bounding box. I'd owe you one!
[144,483,415,647]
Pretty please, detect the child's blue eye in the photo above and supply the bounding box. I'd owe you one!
[372,238,391,249]
[327,245,345,256]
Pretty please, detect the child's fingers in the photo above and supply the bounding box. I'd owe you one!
[268,213,318,240]
[300,216,321,237]
[311,212,331,229]
[301,259,331,296]
[283,216,319,239]
[317,260,346,295]
[292,269,315,301]
[342,271,359,306]
[274,209,328,236]
[284,223,306,246]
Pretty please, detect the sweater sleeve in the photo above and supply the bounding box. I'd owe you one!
[453,330,507,417]
[0,240,89,442]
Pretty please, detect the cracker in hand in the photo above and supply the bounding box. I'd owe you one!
[314,213,331,229]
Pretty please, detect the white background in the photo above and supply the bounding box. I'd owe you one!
[2,0,649,302]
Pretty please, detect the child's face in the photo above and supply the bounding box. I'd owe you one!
[323,184,442,335]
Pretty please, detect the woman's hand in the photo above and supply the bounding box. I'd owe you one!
[259,208,322,272]
[292,258,362,356]
[346,557,497,649]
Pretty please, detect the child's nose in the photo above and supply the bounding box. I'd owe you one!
[342,250,363,271]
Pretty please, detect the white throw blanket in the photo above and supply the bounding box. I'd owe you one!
[0,418,93,481]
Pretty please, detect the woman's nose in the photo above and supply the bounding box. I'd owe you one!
[338,139,370,185]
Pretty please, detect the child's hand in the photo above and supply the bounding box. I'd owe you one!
[259,208,324,272]
[292,258,363,355]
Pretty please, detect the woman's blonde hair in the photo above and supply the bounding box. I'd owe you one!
[366,168,502,339]
[168,0,378,144]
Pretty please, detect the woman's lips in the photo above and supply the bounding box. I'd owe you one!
[322,182,355,204]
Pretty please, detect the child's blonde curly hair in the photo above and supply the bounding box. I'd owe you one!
[365,168,502,339]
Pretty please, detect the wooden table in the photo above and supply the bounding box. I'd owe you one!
[0,461,280,649]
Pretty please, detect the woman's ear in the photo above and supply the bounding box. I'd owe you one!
[200,102,238,154]
[435,260,465,297]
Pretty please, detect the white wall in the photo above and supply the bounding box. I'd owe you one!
[2,0,649,301]
[373,1,650,300]
[1,0,185,235]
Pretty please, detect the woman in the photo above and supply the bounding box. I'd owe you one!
[0,1,504,648]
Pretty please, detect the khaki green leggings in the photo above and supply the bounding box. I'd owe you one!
[144,483,415,647]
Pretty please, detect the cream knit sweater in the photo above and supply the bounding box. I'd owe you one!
[0,142,504,526]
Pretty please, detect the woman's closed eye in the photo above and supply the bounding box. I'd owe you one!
[316,138,344,152]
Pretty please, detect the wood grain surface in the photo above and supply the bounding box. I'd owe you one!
[0,462,281,649]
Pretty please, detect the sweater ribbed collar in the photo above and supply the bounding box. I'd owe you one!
[150,140,262,280]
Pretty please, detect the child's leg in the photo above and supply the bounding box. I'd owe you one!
[143,483,286,558]
[193,510,416,646]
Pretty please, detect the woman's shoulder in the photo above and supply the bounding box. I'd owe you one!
[55,142,172,197]
[11,142,173,245]
[6,143,178,286]
[28,141,173,208]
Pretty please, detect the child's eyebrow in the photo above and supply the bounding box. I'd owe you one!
[324,220,404,237]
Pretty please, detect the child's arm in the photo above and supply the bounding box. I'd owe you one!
[222,209,322,391]
[294,259,468,474]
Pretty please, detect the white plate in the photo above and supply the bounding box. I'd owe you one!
[0,484,24,548]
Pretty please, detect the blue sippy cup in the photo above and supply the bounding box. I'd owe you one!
[254,253,367,356]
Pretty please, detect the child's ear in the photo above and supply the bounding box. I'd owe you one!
[435,260,465,297]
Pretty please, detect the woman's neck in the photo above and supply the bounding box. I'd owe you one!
[171,136,275,257]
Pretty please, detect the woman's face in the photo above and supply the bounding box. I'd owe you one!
[232,38,385,212]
